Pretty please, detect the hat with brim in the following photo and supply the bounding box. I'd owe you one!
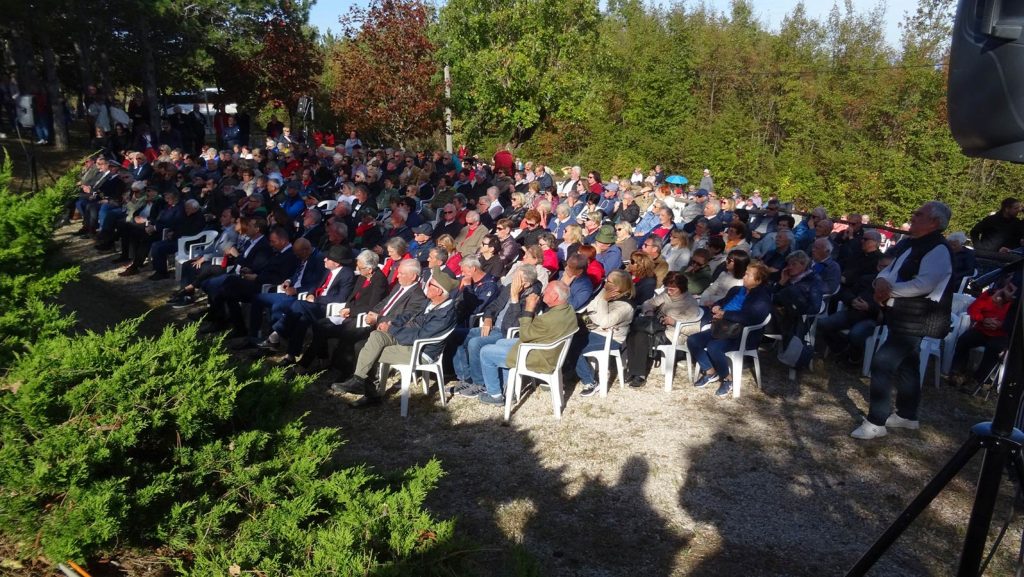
[429,266,459,294]
[326,245,354,266]
[413,223,433,236]
[595,225,616,244]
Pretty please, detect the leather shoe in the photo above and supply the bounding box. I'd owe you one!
[117,265,139,277]
[331,375,367,395]
[349,395,382,408]
[149,271,170,281]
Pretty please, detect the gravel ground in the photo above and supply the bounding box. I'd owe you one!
[53,224,1024,577]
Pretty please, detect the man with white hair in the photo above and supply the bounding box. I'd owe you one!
[558,166,581,197]
[476,280,576,406]
[699,168,714,192]
[851,201,955,440]
[333,266,459,407]
[454,210,489,256]
[811,237,842,296]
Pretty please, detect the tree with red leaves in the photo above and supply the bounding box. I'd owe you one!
[327,0,442,147]
[214,1,321,124]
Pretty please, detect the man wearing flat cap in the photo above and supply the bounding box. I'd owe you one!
[334,267,459,407]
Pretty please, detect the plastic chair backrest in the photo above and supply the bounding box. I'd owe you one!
[738,314,772,352]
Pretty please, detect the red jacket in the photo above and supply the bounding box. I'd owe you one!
[968,291,1011,337]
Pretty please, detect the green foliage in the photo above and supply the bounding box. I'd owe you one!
[438,0,1024,227]
[0,320,460,574]
[0,158,78,367]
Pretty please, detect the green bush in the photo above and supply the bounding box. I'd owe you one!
[0,154,79,367]
[0,320,460,575]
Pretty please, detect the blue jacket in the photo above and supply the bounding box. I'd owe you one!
[389,299,458,358]
[812,258,841,297]
[719,284,773,328]
[595,245,623,277]
[456,273,501,325]
[567,274,594,310]
[291,252,327,293]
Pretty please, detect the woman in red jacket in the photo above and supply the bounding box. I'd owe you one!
[949,280,1017,388]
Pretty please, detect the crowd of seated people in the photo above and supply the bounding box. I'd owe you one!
[67,137,1023,429]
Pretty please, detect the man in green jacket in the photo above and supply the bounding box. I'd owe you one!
[477,280,576,405]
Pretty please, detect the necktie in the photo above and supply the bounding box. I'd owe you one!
[293,259,308,288]
[315,271,334,297]
[380,286,406,317]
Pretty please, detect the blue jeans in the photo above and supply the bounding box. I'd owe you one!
[816,310,877,353]
[453,327,502,385]
[574,331,620,386]
[480,338,517,397]
[149,239,178,274]
[868,332,922,426]
[687,329,741,380]
[98,205,124,231]
[248,292,295,339]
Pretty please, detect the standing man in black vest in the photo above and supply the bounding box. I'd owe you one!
[851,201,954,440]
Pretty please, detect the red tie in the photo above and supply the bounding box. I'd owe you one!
[315,271,333,297]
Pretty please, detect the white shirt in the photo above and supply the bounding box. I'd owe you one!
[875,243,952,302]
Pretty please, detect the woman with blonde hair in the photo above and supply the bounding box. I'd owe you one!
[615,221,637,259]
[559,223,584,264]
[575,270,636,397]
[662,228,692,271]
[436,234,462,276]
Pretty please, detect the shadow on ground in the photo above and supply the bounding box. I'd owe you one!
[56,225,1023,576]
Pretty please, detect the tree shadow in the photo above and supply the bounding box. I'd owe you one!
[679,363,1019,576]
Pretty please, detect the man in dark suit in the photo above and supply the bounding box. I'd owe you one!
[148,198,207,280]
[327,259,428,380]
[201,225,298,335]
[240,238,327,348]
[333,266,459,407]
[300,209,325,247]
[274,244,357,363]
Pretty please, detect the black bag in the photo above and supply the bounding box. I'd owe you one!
[711,318,743,340]
[631,315,662,336]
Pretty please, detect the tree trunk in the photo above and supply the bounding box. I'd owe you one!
[40,34,68,151]
[8,27,39,94]
[135,12,161,131]
[73,32,95,99]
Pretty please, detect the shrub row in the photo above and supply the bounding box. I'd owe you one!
[0,159,462,575]
[0,152,79,368]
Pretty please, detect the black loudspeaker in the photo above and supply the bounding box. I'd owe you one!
[948,0,1024,162]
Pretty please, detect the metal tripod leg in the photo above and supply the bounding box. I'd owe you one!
[846,433,986,577]
[958,424,1024,576]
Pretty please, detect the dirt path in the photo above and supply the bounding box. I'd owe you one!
[55,226,1023,576]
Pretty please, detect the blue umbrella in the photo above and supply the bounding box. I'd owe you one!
[665,175,688,185]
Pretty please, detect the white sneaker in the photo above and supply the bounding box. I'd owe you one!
[885,413,920,430]
[850,419,887,440]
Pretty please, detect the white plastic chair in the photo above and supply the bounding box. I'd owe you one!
[582,331,624,397]
[174,230,218,281]
[504,329,578,422]
[919,337,943,388]
[724,314,771,399]
[655,311,706,392]
[378,327,457,418]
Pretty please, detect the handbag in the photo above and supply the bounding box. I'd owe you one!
[631,315,662,336]
[710,318,743,340]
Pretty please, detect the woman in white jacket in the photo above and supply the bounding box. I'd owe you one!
[662,229,692,271]
[576,270,636,397]
[700,250,750,305]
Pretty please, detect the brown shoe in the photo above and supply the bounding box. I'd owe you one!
[118,264,139,277]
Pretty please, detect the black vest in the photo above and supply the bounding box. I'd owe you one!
[884,231,954,338]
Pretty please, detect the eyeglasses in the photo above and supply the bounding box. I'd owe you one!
[526,222,538,227]
[444,210,455,215]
